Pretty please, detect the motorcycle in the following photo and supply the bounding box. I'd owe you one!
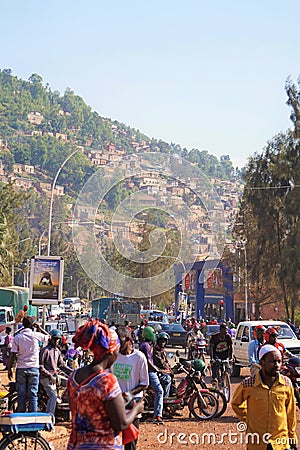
[188,337,207,361]
[280,356,300,407]
[142,359,219,420]
[3,372,70,422]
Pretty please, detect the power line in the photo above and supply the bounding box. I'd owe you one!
[244,184,300,190]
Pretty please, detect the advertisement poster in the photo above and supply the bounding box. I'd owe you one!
[204,268,223,293]
[29,256,64,305]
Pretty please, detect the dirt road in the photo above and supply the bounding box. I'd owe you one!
[1,368,299,450]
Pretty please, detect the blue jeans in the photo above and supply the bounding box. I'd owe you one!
[40,377,58,416]
[159,373,172,397]
[16,368,39,412]
[149,372,163,418]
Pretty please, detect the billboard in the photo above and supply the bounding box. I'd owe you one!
[29,256,64,305]
[204,268,223,293]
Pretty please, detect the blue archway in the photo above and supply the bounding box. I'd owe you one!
[174,259,234,321]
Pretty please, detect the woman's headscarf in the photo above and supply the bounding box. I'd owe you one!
[73,319,120,360]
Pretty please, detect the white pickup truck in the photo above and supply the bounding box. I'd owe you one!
[232,320,300,377]
[0,306,16,346]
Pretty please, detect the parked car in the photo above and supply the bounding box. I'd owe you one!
[148,321,187,348]
[232,320,300,376]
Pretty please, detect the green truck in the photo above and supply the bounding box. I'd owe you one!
[92,298,142,327]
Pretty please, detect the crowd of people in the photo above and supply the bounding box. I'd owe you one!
[2,312,299,450]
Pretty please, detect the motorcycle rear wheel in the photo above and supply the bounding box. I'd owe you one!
[189,391,218,420]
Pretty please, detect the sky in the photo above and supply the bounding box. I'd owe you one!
[1,0,300,168]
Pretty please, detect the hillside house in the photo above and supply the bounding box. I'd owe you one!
[90,158,103,166]
[54,132,68,141]
[37,181,64,197]
[13,164,35,175]
[135,194,156,207]
[13,164,23,174]
[55,185,64,196]
[27,112,43,125]
[9,175,33,190]
[106,143,116,152]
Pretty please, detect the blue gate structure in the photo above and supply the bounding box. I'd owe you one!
[174,259,234,322]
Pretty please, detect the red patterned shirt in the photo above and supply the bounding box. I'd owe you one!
[67,370,122,450]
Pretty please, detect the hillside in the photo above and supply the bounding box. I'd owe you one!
[0,68,237,194]
[0,69,243,297]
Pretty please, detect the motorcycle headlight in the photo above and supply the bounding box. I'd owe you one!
[295,366,300,375]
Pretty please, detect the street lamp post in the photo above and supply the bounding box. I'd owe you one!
[241,243,248,320]
[152,254,187,320]
[230,241,248,320]
[42,149,80,328]
[47,149,79,256]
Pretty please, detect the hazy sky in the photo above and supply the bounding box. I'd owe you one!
[1,0,300,168]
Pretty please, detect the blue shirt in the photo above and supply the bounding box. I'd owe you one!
[248,339,262,365]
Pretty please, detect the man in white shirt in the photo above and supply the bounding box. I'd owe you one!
[111,326,148,450]
[7,316,50,412]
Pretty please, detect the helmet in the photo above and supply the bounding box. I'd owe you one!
[50,329,62,339]
[193,359,206,373]
[264,327,278,343]
[157,331,170,342]
[142,326,156,342]
[253,325,265,339]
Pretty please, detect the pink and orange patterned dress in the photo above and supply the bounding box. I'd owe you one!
[67,370,122,450]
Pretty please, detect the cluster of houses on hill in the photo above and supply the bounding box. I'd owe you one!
[0,110,244,258]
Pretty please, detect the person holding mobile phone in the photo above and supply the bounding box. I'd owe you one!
[111,326,148,450]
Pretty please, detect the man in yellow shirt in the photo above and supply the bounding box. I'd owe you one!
[231,344,297,450]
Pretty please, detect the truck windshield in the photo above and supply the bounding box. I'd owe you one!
[250,324,295,339]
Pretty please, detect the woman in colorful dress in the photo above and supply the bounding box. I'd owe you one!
[67,319,143,450]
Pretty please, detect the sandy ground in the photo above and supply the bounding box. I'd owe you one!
[1,367,299,450]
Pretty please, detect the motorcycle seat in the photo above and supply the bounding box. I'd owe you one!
[179,358,192,369]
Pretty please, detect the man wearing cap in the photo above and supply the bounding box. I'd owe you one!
[232,344,297,450]
[248,325,265,376]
